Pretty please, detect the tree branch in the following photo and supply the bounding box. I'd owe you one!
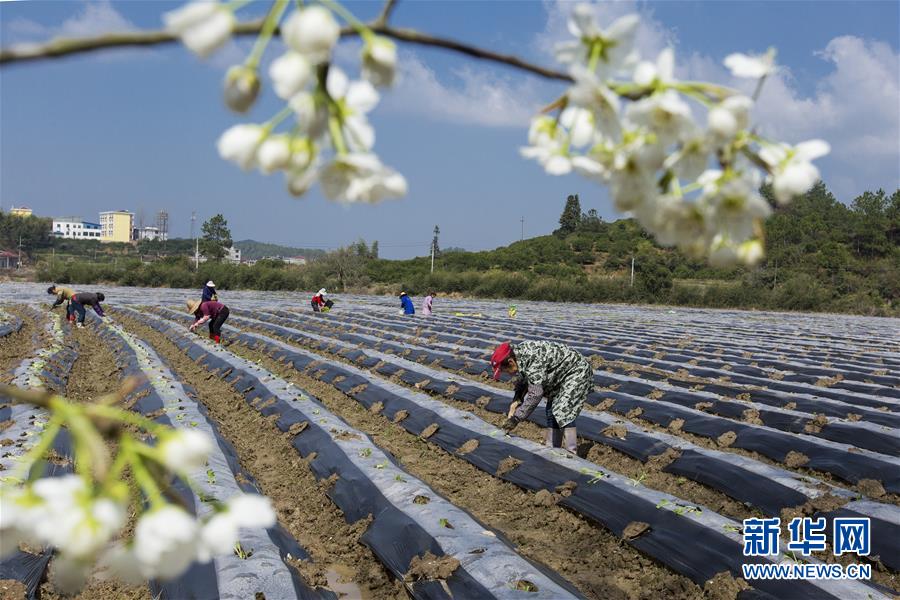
[374,0,399,27]
[0,19,571,83]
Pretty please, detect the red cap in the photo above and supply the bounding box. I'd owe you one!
[490,342,512,380]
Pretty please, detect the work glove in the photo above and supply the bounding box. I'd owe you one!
[500,417,519,433]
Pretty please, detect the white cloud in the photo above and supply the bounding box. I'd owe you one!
[5,0,137,42]
[379,51,547,128]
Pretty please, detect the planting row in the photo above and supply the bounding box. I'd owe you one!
[115,307,581,600]
[142,307,892,599]
[211,309,900,575]
[0,311,77,599]
[249,309,900,495]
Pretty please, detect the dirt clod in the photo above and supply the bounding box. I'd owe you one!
[533,489,556,506]
[602,424,627,439]
[555,481,578,497]
[405,552,460,581]
[716,431,736,447]
[857,479,886,499]
[784,451,809,468]
[668,418,685,433]
[369,401,384,414]
[622,521,650,540]
[288,421,308,436]
[648,448,682,471]
[626,407,643,418]
[393,409,409,423]
[496,457,522,477]
[703,571,749,600]
[419,423,439,439]
[741,409,762,424]
[457,439,479,455]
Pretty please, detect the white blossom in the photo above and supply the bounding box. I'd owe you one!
[320,153,407,203]
[633,48,675,88]
[281,6,340,65]
[50,555,91,595]
[707,95,753,142]
[257,135,292,174]
[158,429,214,473]
[664,129,710,181]
[362,37,398,87]
[737,238,765,265]
[98,544,144,585]
[289,92,329,139]
[327,67,380,152]
[555,6,640,76]
[626,90,693,145]
[269,52,313,101]
[567,65,621,140]
[759,139,830,204]
[134,506,200,579]
[0,488,26,558]
[163,2,235,58]
[217,124,266,171]
[701,170,771,243]
[724,51,775,79]
[197,494,276,562]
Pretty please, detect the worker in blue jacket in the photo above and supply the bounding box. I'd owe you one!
[399,291,415,315]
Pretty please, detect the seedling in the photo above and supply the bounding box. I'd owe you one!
[206,468,216,485]
[439,518,454,529]
[394,474,406,482]
[579,467,607,484]
[676,477,687,484]
[655,499,670,509]
[358,448,372,458]
[629,471,648,487]
[374,461,388,469]
[189,421,198,427]
[234,542,252,559]
[722,524,742,534]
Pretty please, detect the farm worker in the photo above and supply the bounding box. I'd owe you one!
[422,292,435,316]
[311,288,327,312]
[47,285,77,322]
[492,340,592,454]
[69,292,106,328]
[399,291,415,315]
[187,299,230,343]
[201,280,218,302]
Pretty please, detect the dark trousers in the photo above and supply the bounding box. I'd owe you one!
[208,307,230,337]
[311,300,320,312]
[70,299,86,324]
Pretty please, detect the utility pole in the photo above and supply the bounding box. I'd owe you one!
[630,257,635,287]
[191,211,199,270]
[17,235,22,269]
[431,225,440,274]
[520,217,524,241]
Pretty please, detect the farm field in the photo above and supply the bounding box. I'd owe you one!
[1,283,898,600]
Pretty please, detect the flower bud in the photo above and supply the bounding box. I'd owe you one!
[223,65,260,113]
[362,37,397,87]
[257,135,292,174]
[281,6,340,64]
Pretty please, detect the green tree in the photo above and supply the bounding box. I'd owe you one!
[200,214,232,261]
[370,240,379,259]
[556,194,582,236]
[0,213,52,252]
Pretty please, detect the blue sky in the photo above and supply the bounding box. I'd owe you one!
[2,0,898,259]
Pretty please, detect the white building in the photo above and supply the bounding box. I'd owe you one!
[198,246,242,264]
[52,217,102,239]
[283,256,307,265]
[137,226,165,241]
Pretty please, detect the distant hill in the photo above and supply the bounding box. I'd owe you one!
[234,240,327,260]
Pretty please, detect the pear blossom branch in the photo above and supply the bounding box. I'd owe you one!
[0,21,570,81]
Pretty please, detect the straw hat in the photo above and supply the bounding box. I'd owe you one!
[186,299,202,314]
[318,288,327,296]
[206,281,215,287]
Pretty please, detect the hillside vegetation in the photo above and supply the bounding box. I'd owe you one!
[8,182,898,315]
